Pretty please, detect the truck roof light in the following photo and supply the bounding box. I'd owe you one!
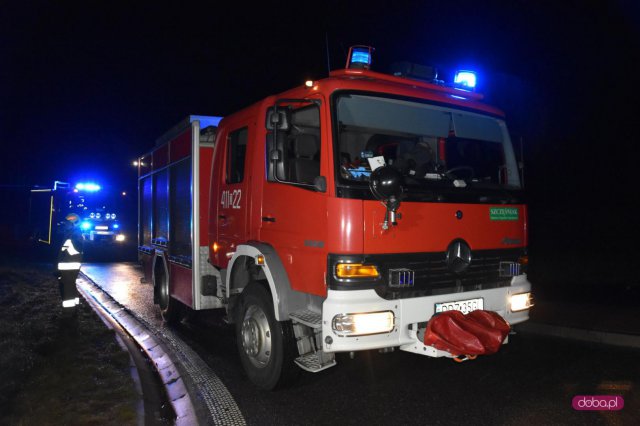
[454,70,477,90]
[346,45,374,70]
[75,182,101,192]
[305,80,313,88]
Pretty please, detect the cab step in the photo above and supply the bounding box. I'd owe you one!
[289,309,322,328]
[294,351,337,373]
[290,309,336,373]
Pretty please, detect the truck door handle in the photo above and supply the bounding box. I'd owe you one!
[262,216,276,222]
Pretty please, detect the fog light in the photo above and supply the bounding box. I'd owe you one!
[510,292,533,312]
[115,234,126,242]
[332,311,394,336]
[336,263,379,279]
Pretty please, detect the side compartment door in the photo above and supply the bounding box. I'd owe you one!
[213,124,251,267]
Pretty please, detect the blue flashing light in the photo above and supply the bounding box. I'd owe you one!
[351,48,371,65]
[347,46,373,69]
[454,70,477,90]
[113,223,120,229]
[75,182,101,192]
[80,221,92,230]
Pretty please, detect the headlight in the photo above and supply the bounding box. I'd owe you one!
[510,292,533,312]
[332,311,395,336]
[335,263,379,279]
[115,234,125,242]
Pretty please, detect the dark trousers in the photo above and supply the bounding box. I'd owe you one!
[58,269,80,302]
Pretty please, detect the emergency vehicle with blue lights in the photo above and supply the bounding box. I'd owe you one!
[137,46,533,390]
[73,183,127,244]
[30,181,127,246]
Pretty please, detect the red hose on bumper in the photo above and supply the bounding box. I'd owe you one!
[424,310,511,357]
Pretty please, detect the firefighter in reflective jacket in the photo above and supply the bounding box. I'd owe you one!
[57,213,84,308]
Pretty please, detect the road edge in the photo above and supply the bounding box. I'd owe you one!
[77,275,199,426]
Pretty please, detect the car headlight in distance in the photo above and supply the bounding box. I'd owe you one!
[510,292,534,312]
[332,311,395,336]
[115,234,125,242]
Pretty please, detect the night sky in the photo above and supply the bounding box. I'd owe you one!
[2,1,640,297]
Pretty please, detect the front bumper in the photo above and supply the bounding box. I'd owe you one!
[322,274,531,355]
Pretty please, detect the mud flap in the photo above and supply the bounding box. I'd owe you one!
[423,310,511,357]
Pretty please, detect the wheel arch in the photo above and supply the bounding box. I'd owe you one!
[227,242,308,321]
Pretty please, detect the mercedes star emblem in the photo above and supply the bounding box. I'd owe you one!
[446,240,472,274]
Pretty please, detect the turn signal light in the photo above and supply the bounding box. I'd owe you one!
[336,263,379,279]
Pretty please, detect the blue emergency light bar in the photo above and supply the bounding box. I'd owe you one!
[347,46,373,69]
[81,221,92,230]
[454,70,477,90]
[75,182,101,192]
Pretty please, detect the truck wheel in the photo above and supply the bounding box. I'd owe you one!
[236,283,299,390]
[154,258,182,324]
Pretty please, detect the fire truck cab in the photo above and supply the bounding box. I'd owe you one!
[138,47,533,389]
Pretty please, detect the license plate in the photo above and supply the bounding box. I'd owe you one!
[435,297,484,315]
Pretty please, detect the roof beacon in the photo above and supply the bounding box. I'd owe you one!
[454,70,477,91]
[347,45,374,70]
[75,182,101,192]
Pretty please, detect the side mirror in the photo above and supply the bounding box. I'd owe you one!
[369,166,403,229]
[266,108,290,130]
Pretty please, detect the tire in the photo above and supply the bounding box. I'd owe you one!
[236,283,300,390]
[154,258,183,324]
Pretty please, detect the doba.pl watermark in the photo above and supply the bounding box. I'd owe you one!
[572,395,624,411]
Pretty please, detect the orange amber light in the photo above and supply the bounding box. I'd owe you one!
[336,263,379,279]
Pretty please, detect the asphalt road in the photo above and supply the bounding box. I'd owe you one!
[81,262,639,426]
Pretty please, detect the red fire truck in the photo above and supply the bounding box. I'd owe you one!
[137,47,533,389]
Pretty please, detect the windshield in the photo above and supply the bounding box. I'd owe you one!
[334,94,521,193]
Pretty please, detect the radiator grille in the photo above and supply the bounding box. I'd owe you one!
[374,249,521,300]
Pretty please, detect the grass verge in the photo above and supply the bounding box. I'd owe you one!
[0,260,139,425]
